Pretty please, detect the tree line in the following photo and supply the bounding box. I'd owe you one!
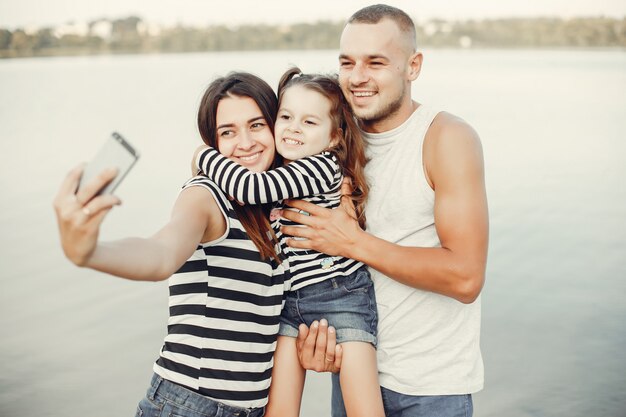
[1,16,624,59]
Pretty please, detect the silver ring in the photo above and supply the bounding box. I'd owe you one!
[325,356,334,362]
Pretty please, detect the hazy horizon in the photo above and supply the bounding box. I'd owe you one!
[1,0,625,30]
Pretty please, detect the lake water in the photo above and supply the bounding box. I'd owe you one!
[1,49,625,417]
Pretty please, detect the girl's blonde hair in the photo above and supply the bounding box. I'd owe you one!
[278,67,369,228]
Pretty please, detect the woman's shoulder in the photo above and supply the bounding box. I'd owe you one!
[183,174,220,188]
[177,176,231,244]
[181,175,232,209]
[183,175,225,194]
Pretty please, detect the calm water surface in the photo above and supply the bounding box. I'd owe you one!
[1,49,625,417]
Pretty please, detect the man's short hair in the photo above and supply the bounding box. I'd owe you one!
[348,4,416,42]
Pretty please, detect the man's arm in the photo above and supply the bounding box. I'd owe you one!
[281,113,488,304]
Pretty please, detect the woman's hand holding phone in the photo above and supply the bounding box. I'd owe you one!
[54,164,122,266]
[54,132,139,266]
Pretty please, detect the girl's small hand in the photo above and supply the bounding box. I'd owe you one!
[53,164,121,266]
[190,145,209,176]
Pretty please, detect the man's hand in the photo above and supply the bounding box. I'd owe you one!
[296,319,343,373]
[279,196,364,258]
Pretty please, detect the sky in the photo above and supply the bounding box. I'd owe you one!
[1,0,624,29]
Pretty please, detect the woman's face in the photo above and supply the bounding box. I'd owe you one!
[215,95,275,173]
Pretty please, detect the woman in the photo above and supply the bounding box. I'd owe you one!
[193,68,383,417]
[54,72,288,417]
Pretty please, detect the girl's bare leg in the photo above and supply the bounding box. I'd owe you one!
[264,336,306,417]
[339,341,385,417]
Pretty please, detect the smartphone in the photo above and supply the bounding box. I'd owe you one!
[78,132,140,195]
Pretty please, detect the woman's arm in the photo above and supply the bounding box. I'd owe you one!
[54,165,223,281]
[196,147,341,204]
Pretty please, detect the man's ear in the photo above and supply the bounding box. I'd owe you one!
[408,52,423,81]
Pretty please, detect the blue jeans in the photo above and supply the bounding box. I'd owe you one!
[278,266,378,345]
[135,373,264,417]
[331,373,473,417]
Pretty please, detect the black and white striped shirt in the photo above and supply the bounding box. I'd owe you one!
[153,176,289,409]
[197,149,364,290]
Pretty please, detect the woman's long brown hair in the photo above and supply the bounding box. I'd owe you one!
[197,72,281,262]
[277,67,369,229]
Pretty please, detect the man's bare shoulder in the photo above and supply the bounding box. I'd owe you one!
[427,111,480,148]
[424,111,484,187]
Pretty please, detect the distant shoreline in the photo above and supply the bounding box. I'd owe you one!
[2,46,625,61]
[2,16,624,60]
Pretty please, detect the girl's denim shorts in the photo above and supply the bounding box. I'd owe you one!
[278,266,378,346]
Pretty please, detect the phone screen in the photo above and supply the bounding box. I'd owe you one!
[78,132,139,195]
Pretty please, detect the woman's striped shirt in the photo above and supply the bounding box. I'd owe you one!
[153,176,289,409]
[197,148,363,291]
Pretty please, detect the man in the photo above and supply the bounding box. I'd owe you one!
[281,4,488,417]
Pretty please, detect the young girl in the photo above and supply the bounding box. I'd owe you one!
[195,67,385,417]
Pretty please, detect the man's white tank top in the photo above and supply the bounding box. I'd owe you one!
[363,104,484,395]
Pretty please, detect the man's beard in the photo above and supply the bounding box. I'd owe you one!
[355,89,405,126]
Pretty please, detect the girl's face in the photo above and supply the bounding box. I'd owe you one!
[216,95,275,173]
[274,85,338,163]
